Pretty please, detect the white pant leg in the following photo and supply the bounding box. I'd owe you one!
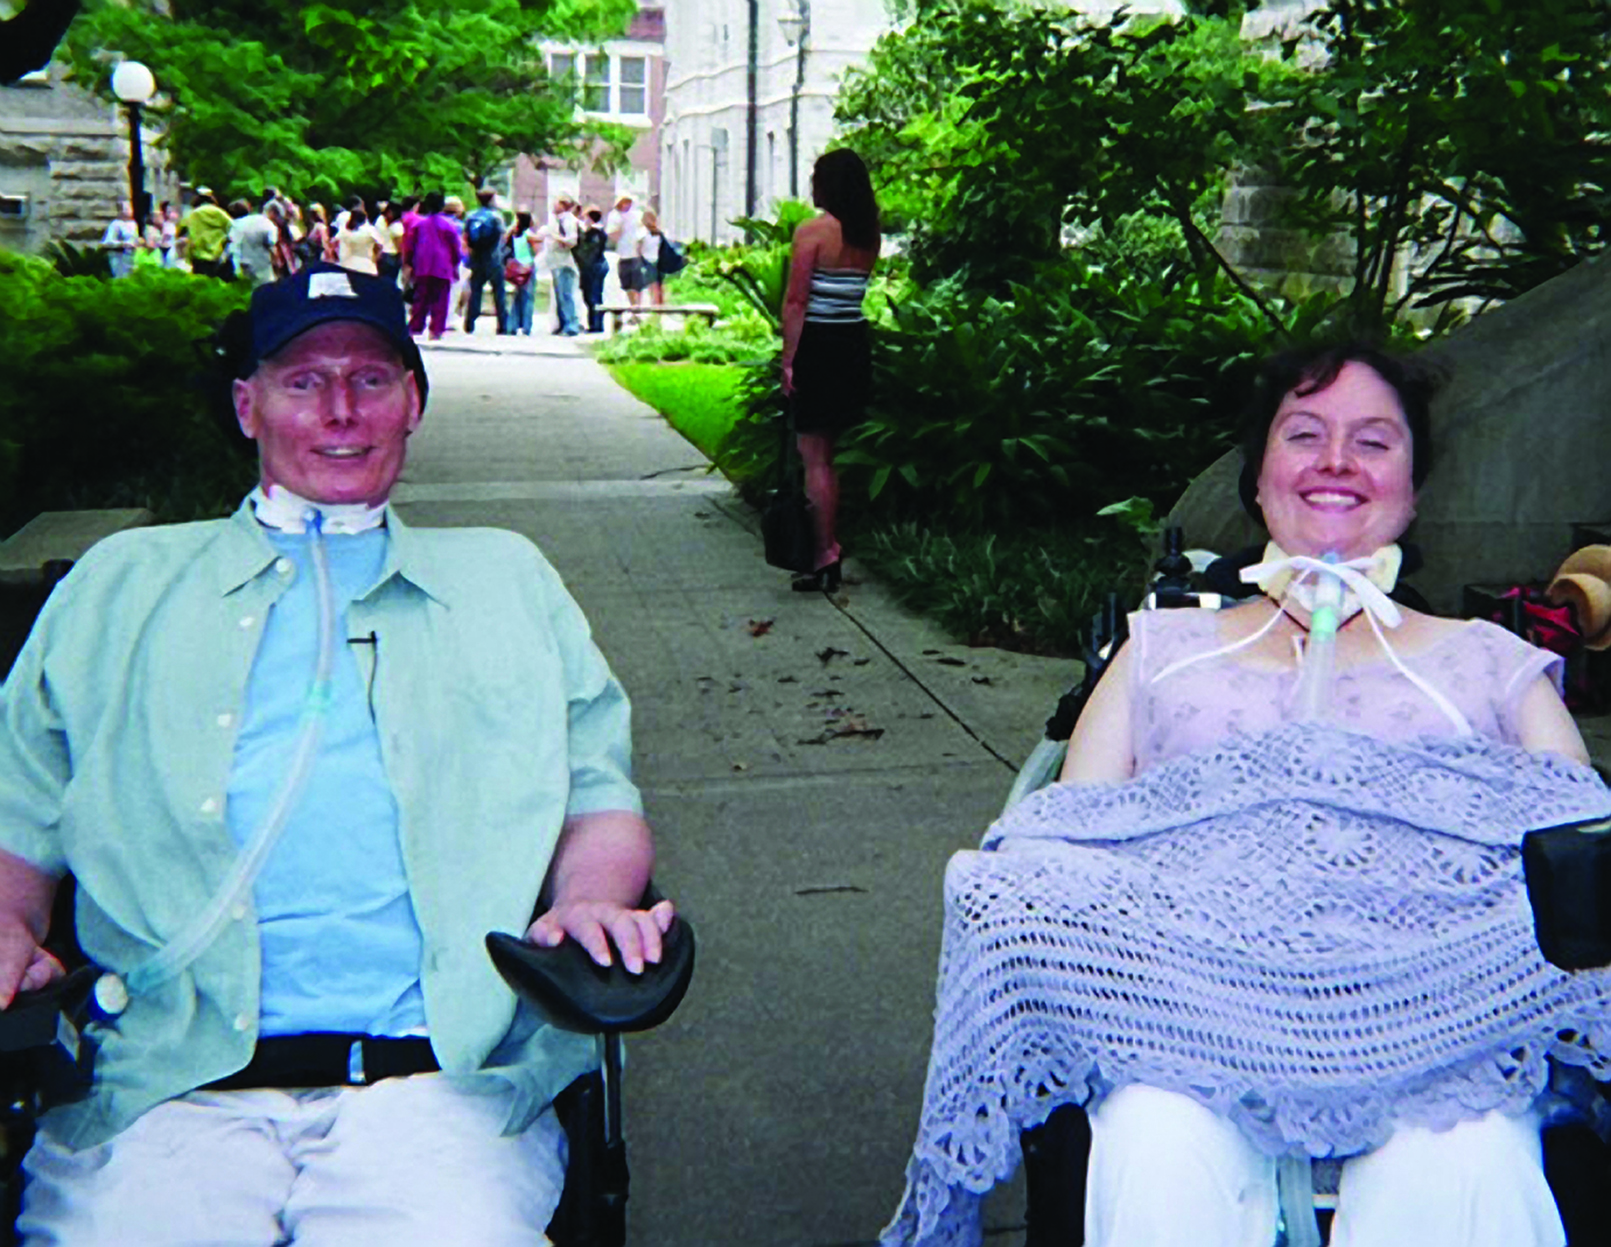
[1330,1110,1563,1247]
[18,1090,299,1246]
[282,1073,567,1247]
[1086,1084,1278,1247]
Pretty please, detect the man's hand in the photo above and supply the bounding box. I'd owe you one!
[0,849,62,1008]
[525,898,675,975]
[0,921,64,1009]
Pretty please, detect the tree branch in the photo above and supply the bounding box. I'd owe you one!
[1181,215,1290,338]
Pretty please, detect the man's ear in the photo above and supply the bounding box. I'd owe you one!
[233,377,259,440]
[404,372,423,434]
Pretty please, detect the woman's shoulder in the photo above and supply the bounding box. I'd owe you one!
[795,212,834,237]
[1125,604,1225,669]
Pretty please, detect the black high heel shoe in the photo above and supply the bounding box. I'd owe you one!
[791,560,842,593]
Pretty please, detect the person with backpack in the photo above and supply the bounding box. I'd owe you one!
[637,210,667,307]
[574,205,609,334]
[463,187,509,335]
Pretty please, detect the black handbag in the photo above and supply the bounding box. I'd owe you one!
[1522,814,1611,970]
[761,406,816,573]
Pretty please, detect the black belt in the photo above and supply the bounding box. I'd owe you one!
[203,1033,439,1091]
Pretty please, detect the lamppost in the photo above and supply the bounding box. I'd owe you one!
[777,0,811,200]
[110,60,155,234]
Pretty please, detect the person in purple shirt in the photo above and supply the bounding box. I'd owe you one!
[401,190,464,340]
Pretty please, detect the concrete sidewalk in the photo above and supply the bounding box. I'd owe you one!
[393,345,1075,1246]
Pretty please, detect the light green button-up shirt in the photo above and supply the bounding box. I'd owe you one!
[0,500,642,1149]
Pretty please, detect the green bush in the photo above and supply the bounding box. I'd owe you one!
[592,313,772,366]
[722,256,1328,533]
[0,253,256,537]
[858,519,1151,656]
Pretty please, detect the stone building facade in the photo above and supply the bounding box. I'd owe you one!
[659,0,888,244]
[0,60,177,254]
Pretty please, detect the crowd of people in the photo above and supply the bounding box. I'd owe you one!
[102,184,675,342]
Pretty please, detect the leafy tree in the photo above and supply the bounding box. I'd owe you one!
[61,0,638,199]
[837,0,1294,313]
[1269,0,1611,328]
[844,0,1610,328]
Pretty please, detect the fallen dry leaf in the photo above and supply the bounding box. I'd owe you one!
[816,646,850,665]
[747,618,775,638]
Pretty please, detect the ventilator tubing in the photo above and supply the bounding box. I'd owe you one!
[126,515,337,996]
[1293,553,1344,723]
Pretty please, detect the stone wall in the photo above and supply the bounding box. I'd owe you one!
[1166,250,1611,614]
[1215,162,1354,301]
[0,62,178,253]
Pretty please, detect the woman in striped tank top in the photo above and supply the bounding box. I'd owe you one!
[781,148,881,592]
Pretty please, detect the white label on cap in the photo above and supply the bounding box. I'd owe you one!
[308,271,359,299]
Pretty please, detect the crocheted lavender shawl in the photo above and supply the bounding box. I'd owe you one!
[883,724,1611,1247]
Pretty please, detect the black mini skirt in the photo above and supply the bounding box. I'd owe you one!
[792,319,871,437]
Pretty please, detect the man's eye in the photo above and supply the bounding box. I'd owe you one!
[1359,439,1389,451]
[286,375,322,392]
[1286,430,1318,442]
[355,371,394,390]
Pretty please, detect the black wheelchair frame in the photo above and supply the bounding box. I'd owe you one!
[1014,530,1611,1247]
[0,561,695,1247]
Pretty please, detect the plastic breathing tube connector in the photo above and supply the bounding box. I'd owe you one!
[123,513,337,999]
[1293,552,1343,723]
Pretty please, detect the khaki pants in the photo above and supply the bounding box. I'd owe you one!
[20,1073,567,1246]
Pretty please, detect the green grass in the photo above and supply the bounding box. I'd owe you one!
[607,362,748,465]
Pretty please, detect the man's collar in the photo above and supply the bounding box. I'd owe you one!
[215,495,452,605]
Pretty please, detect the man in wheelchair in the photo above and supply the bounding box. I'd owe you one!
[0,262,673,1244]
[886,342,1611,1247]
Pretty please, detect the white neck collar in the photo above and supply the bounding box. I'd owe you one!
[249,484,386,535]
[1147,541,1472,736]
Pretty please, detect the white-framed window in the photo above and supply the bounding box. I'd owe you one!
[548,46,654,121]
[581,53,611,112]
[618,56,647,116]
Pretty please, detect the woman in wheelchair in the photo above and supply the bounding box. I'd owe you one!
[885,342,1611,1247]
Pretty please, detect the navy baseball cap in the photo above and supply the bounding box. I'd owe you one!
[243,263,427,403]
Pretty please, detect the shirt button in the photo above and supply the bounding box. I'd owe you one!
[238,615,255,630]
[230,902,248,922]
[199,797,219,816]
[233,1013,251,1033]
[216,712,234,729]
[274,558,294,577]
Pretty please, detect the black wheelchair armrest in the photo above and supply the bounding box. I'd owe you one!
[1523,815,1611,971]
[485,913,695,1036]
[0,966,100,1113]
[0,966,98,1054]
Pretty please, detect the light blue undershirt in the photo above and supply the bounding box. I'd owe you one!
[225,525,428,1037]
